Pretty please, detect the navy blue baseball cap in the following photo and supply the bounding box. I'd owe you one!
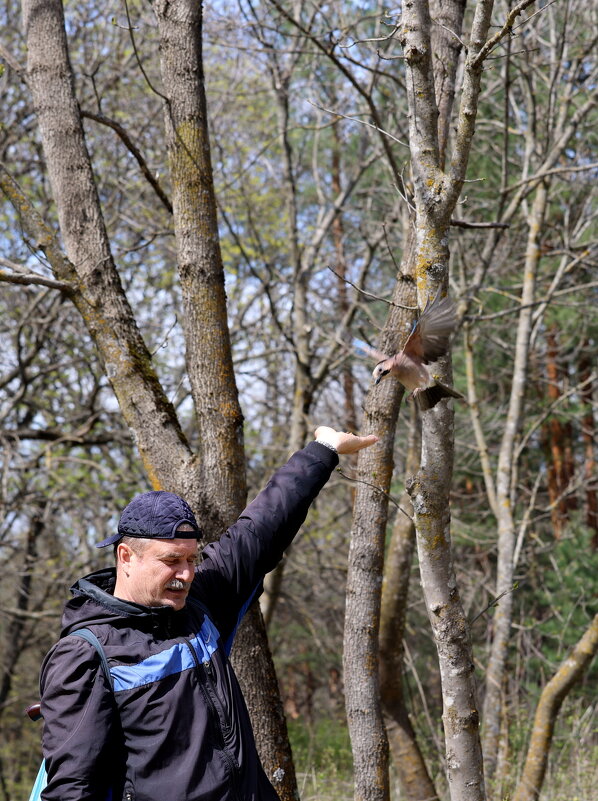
[96,490,201,548]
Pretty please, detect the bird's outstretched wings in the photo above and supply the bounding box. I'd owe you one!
[402,291,458,364]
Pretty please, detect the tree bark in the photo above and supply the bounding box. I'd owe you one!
[152,0,247,525]
[512,613,598,801]
[229,604,299,796]
[379,410,440,801]
[429,0,467,168]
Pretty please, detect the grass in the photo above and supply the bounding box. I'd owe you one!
[287,703,598,801]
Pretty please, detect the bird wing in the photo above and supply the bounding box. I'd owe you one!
[402,291,458,364]
[353,337,389,364]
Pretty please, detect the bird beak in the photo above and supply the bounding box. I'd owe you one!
[374,376,382,385]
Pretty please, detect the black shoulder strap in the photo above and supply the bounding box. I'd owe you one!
[69,628,114,692]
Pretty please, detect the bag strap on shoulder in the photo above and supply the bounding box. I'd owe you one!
[69,628,113,691]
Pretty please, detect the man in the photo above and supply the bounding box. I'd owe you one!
[39,426,378,801]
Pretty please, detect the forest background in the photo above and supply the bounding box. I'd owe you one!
[0,0,596,800]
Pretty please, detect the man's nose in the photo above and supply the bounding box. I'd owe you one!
[177,562,195,582]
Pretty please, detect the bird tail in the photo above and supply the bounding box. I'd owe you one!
[415,381,465,411]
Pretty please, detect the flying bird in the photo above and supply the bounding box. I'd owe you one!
[361,291,464,411]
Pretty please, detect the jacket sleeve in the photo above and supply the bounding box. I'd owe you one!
[40,636,117,801]
[194,441,338,641]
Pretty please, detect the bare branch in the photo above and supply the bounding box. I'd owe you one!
[513,614,598,801]
[470,0,540,70]
[81,110,173,214]
[327,265,417,310]
[0,43,25,77]
[336,466,413,521]
[503,161,598,195]
[0,259,73,292]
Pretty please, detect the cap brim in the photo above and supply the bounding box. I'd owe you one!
[95,533,122,548]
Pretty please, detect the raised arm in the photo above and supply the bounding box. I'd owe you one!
[194,427,378,639]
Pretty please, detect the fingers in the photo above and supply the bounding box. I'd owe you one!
[314,426,379,455]
[336,433,379,454]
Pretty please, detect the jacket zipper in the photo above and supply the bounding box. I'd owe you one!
[184,638,241,798]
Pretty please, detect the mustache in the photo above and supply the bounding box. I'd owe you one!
[165,579,192,592]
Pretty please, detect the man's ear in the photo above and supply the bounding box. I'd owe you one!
[116,542,134,574]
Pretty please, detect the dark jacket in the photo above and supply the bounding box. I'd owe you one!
[40,441,338,801]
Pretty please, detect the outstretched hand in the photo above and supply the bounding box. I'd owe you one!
[314,426,379,455]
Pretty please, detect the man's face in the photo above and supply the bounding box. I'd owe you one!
[117,538,199,610]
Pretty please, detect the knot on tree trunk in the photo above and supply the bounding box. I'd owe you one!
[403,44,427,63]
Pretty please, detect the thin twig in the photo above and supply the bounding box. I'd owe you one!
[470,583,520,626]
[382,222,401,273]
[450,218,510,229]
[123,0,169,102]
[336,466,413,522]
[469,282,598,321]
[327,265,417,310]
[502,161,598,195]
[308,100,409,148]
[470,0,540,69]
[0,43,25,77]
[0,263,73,292]
[338,23,401,49]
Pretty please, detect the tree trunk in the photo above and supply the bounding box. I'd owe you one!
[152,0,246,523]
[230,604,299,797]
[482,181,549,779]
[397,0,501,797]
[512,613,598,801]
[579,347,598,549]
[406,274,485,801]
[379,410,440,801]
[151,4,298,797]
[331,125,358,437]
[344,271,417,801]
[430,0,467,168]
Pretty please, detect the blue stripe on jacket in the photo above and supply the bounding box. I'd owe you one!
[110,616,219,692]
